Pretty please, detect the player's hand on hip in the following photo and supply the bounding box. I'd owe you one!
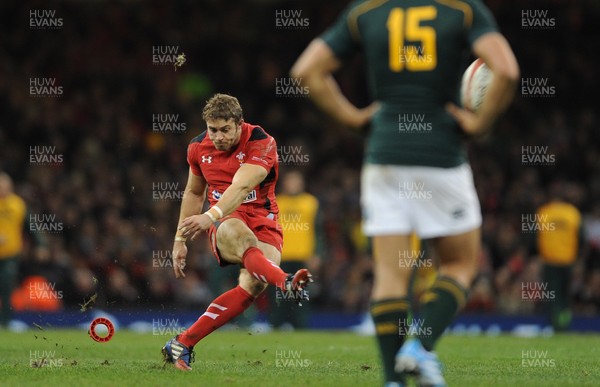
[347,102,380,129]
[179,214,213,241]
[446,102,492,136]
[172,242,188,278]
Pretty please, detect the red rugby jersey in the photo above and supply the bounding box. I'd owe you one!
[187,122,279,216]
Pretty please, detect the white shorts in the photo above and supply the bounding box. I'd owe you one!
[361,163,482,238]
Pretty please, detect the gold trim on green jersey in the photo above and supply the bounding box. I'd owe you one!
[347,0,389,43]
[435,0,473,29]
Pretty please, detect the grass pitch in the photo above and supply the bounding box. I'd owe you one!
[0,328,599,386]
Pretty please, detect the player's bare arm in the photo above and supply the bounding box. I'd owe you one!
[291,39,379,129]
[179,163,268,241]
[172,167,207,278]
[446,32,520,136]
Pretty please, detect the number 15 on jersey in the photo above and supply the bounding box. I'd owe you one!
[387,6,437,72]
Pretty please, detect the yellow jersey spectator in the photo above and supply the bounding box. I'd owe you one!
[269,170,322,329]
[535,185,584,331]
[0,172,48,327]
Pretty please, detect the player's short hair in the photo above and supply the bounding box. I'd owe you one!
[202,93,243,123]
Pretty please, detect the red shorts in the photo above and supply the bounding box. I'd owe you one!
[207,210,283,267]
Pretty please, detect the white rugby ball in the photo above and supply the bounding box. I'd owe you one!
[460,58,493,112]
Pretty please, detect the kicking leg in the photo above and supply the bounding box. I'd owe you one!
[177,224,281,348]
[216,218,290,288]
[164,222,283,370]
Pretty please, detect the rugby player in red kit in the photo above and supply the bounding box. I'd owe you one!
[162,93,313,370]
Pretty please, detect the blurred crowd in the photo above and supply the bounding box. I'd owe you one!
[0,0,599,317]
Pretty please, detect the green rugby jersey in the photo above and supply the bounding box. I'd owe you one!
[321,0,497,167]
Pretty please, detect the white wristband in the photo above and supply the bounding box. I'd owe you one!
[203,211,216,222]
[212,205,224,218]
[175,236,187,242]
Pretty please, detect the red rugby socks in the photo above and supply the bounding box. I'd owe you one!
[241,246,288,289]
[178,246,288,348]
[178,286,254,347]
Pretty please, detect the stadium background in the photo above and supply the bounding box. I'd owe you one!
[1,0,599,329]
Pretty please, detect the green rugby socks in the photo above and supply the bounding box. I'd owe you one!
[370,298,410,383]
[417,276,467,351]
